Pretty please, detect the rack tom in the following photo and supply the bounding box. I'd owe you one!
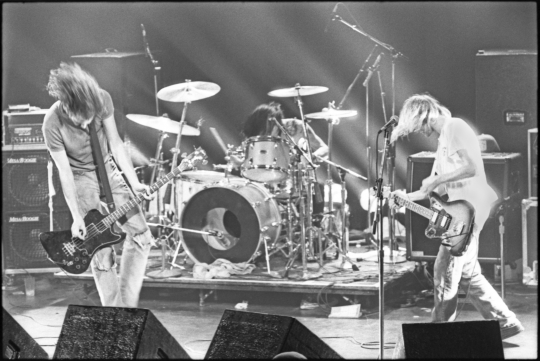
[242,136,289,183]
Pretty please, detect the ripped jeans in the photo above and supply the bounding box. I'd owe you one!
[432,225,517,325]
[73,157,154,307]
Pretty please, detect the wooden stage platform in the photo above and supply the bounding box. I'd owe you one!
[53,249,416,305]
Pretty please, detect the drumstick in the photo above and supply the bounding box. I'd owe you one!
[209,127,229,155]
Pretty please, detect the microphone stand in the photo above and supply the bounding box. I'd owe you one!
[333,14,407,265]
[373,128,391,359]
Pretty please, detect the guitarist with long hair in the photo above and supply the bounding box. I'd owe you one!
[389,94,523,340]
[43,62,155,307]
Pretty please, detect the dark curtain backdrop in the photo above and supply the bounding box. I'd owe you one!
[2,2,537,230]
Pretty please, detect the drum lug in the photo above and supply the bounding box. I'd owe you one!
[260,226,269,232]
[264,195,275,201]
[251,201,261,208]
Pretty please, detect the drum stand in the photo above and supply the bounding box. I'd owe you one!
[316,156,366,271]
[148,84,191,278]
[270,114,320,280]
[147,153,183,278]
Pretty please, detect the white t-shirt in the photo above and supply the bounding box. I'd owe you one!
[432,117,498,229]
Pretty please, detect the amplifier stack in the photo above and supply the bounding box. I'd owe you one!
[405,151,522,264]
[2,144,71,272]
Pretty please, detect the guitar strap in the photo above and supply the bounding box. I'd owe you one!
[88,121,116,214]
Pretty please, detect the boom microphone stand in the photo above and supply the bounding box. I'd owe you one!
[372,123,394,359]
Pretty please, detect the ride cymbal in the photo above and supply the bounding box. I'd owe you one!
[126,114,200,136]
[268,85,328,98]
[157,81,220,103]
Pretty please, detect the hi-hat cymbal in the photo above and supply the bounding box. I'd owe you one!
[157,81,220,103]
[126,114,200,136]
[305,108,358,119]
[268,86,329,98]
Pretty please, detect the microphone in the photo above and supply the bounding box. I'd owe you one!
[324,3,339,33]
[141,24,150,56]
[378,116,399,133]
[362,53,383,87]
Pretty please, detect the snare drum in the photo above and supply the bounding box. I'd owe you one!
[242,136,290,183]
[181,178,282,264]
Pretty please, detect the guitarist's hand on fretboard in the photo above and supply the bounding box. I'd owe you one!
[389,190,409,210]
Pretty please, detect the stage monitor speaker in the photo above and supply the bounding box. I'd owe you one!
[205,309,342,359]
[53,305,190,359]
[475,50,537,203]
[3,307,49,359]
[406,152,522,263]
[392,320,503,359]
[2,147,67,211]
[70,51,155,140]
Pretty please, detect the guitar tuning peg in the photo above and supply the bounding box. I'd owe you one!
[181,152,187,158]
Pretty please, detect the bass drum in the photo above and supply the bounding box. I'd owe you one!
[181,179,282,264]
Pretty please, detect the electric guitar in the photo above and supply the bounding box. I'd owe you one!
[382,187,476,256]
[39,148,207,274]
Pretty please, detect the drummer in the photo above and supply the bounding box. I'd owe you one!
[230,102,329,168]
[229,102,328,224]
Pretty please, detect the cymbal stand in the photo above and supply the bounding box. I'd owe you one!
[167,84,191,266]
[323,113,340,244]
[270,117,320,279]
[315,155,366,271]
[147,153,183,278]
[293,84,323,279]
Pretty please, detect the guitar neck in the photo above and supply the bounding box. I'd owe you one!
[100,164,186,229]
[393,194,434,220]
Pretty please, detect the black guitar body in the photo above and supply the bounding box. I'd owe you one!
[39,209,126,274]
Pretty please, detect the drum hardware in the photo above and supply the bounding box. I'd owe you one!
[314,155,365,271]
[306,102,358,251]
[269,84,325,280]
[147,152,184,279]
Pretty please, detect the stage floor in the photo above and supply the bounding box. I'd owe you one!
[2,246,537,359]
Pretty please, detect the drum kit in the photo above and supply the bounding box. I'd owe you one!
[129,81,366,279]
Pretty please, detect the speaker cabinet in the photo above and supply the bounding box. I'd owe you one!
[205,309,342,359]
[522,198,538,287]
[53,305,190,359]
[528,128,538,198]
[3,210,72,270]
[406,152,522,263]
[392,320,503,359]
[2,307,48,359]
[2,147,67,210]
[475,50,538,203]
[70,52,155,140]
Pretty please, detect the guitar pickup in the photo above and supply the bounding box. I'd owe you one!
[440,215,451,229]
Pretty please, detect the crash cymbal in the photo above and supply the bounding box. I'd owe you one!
[157,81,220,103]
[305,108,358,119]
[126,114,200,136]
[268,85,328,98]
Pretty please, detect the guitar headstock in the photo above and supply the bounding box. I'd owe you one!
[180,147,208,170]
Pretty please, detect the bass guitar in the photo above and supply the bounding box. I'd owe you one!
[382,187,475,256]
[40,148,207,274]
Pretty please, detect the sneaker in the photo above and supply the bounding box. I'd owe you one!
[500,320,525,340]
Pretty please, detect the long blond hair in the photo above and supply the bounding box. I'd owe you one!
[391,94,451,143]
[46,62,104,120]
